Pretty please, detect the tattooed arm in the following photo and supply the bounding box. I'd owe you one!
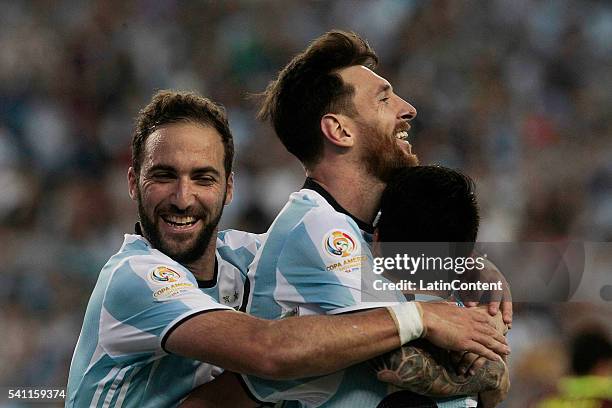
[373,340,507,398]
[374,308,510,407]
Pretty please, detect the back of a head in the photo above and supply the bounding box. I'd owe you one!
[378,166,480,257]
[258,30,378,167]
[570,329,612,376]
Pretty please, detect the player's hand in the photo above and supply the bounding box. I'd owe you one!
[419,302,510,361]
[451,351,484,376]
[451,309,508,375]
[460,257,513,328]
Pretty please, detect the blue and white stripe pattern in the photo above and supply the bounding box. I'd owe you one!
[241,188,476,408]
[66,230,260,408]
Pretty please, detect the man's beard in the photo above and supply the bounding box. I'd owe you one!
[136,189,224,264]
[359,122,419,182]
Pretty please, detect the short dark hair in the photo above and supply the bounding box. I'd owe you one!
[132,90,234,177]
[570,329,612,375]
[258,30,378,167]
[378,166,480,257]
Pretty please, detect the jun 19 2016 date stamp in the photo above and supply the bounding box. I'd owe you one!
[4,387,66,402]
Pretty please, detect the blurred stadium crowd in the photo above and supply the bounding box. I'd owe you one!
[0,1,611,406]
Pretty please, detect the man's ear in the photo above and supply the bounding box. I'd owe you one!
[127,167,138,201]
[320,114,354,148]
[224,172,234,205]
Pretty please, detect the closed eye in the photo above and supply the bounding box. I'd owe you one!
[193,175,216,185]
[151,172,175,181]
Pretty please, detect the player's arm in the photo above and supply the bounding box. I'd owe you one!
[165,301,509,380]
[374,344,508,398]
[374,308,510,402]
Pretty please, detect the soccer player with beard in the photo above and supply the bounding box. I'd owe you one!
[215,31,511,408]
[66,90,507,408]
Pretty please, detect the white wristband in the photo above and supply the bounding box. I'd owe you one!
[387,302,424,345]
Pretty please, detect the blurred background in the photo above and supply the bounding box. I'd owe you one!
[0,0,611,406]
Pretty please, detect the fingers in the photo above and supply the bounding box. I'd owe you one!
[450,350,463,365]
[483,328,508,347]
[487,301,500,316]
[501,301,513,326]
[463,301,478,308]
[471,308,502,331]
[471,324,509,353]
[465,342,500,362]
[468,356,488,375]
[457,352,481,376]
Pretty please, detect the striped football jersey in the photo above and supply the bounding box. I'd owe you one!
[66,230,260,408]
[241,185,476,408]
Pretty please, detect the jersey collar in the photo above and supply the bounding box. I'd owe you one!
[302,178,375,234]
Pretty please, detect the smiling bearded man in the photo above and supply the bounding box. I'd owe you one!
[132,123,229,265]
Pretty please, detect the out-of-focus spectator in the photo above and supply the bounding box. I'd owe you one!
[537,328,612,407]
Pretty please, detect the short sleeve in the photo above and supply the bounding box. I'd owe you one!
[276,209,399,314]
[100,255,232,357]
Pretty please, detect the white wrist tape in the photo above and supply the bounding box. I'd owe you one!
[387,302,424,345]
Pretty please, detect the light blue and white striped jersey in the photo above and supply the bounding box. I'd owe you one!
[66,230,260,408]
[241,183,476,408]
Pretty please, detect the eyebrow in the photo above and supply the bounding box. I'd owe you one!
[148,164,221,177]
[147,164,175,173]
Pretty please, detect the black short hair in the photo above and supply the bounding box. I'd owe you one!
[378,166,480,257]
[570,329,612,375]
[132,90,234,177]
[258,30,378,167]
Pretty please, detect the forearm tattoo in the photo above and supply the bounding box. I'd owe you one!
[373,340,506,397]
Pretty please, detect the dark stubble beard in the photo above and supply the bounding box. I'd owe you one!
[136,188,224,264]
[359,122,419,182]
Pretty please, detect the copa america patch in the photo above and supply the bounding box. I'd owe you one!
[323,229,358,258]
[148,266,182,285]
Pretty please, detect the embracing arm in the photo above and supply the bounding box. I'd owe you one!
[166,308,400,380]
[374,308,510,406]
[374,343,508,398]
[166,302,509,380]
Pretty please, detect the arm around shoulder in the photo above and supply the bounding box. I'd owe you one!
[165,307,403,380]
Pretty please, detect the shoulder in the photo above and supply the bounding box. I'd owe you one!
[218,229,264,251]
[105,235,197,296]
[291,206,361,250]
[217,229,265,274]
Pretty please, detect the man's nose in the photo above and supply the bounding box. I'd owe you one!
[170,178,196,209]
[398,98,417,121]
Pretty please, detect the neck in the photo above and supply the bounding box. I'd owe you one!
[184,243,217,282]
[141,227,218,281]
[307,161,385,224]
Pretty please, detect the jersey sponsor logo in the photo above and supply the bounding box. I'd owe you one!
[149,266,181,284]
[323,230,357,258]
